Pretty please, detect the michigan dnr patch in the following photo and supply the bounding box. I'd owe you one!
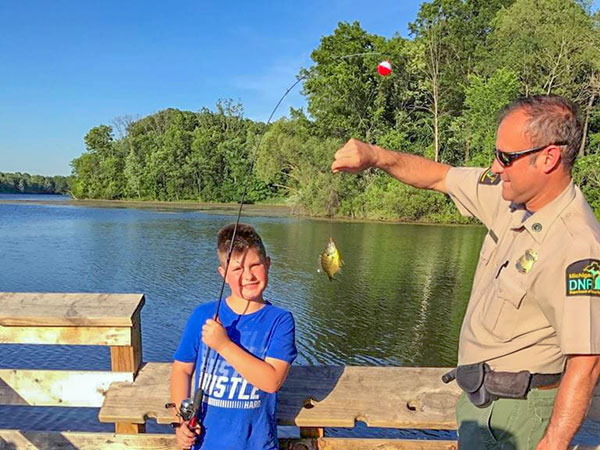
[479,169,501,186]
[566,259,600,296]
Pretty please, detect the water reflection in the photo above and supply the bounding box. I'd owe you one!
[0,201,485,429]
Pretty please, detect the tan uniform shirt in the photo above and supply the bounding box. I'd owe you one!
[446,167,600,373]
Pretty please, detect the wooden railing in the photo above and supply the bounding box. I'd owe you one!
[1,292,599,450]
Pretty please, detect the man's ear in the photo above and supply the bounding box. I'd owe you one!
[265,256,271,271]
[218,265,225,278]
[541,145,563,173]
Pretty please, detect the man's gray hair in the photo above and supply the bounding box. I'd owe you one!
[498,95,583,170]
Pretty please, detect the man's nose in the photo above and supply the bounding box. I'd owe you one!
[491,156,504,174]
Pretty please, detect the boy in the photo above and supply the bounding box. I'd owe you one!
[171,223,297,450]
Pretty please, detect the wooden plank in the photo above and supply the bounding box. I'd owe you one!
[99,364,461,428]
[0,433,597,450]
[0,430,175,449]
[110,310,143,374]
[279,439,600,450]
[0,325,131,346]
[99,363,175,424]
[0,293,145,327]
[0,370,133,407]
[99,363,600,430]
[278,366,461,429]
[280,439,459,450]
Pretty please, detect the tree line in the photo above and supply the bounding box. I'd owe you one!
[0,172,70,195]
[71,0,600,222]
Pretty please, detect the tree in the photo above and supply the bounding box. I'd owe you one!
[301,22,411,142]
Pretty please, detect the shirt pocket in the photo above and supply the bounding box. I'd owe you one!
[480,275,528,342]
[478,231,498,267]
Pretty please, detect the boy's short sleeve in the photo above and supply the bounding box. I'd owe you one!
[265,311,297,364]
[173,308,202,363]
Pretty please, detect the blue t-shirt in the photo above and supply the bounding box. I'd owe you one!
[173,300,297,450]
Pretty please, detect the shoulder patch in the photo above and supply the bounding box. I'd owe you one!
[479,169,501,186]
[566,259,600,297]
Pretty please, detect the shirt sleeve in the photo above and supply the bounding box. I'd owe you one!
[445,167,505,229]
[265,311,297,364]
[542,240,600,355]
[173,308,203,363]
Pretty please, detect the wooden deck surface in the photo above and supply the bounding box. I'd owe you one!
[99,363,463,429]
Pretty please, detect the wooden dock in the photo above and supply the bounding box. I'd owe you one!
[1,292,599,449]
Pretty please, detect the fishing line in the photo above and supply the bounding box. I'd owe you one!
[193,74,308,432]
[187,52,391,442]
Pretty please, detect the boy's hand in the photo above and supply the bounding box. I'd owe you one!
[202,318,231,352]
[175,420,201,449]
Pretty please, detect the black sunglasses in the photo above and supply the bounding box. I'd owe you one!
[494,141,567,167]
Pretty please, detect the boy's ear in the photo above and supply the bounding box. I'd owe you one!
[265,256,271,271]
[217,265,225,278]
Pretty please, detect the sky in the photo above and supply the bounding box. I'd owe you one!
[1,1,598,176]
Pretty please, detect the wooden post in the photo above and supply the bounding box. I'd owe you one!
[110,309,143,434]
[110,310,143,374]
[115,422,146,434]
[299,427,324,439]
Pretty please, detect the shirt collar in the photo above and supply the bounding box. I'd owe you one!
[510,182,576,243]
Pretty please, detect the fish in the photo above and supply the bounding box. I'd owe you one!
[319,237,343,281]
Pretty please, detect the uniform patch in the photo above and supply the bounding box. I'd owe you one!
[566,259,600,296]
[479,169,501,186]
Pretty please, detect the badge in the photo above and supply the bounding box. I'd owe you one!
[566,259,600,297]
[516,249,537,274]
[479,169,501,186]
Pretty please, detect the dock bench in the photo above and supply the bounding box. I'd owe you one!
[1,292,599,449]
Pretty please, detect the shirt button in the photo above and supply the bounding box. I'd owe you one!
[532,223,543,232]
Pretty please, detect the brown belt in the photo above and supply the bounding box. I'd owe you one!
[530,373,561,390]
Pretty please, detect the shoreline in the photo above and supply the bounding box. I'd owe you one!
[0,197,482,227]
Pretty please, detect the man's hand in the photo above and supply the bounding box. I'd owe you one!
[331,138,379,174]
[202,318,231,353]
[175,420,201,449]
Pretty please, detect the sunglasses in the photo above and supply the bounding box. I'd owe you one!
[494,141,567,167]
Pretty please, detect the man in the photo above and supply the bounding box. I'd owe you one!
[331,95,600,450]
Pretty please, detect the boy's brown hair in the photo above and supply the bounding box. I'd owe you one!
[216,223,267,266]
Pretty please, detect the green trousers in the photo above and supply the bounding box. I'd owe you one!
[456,388,557,450]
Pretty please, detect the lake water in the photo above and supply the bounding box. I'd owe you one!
[1,195,597,443]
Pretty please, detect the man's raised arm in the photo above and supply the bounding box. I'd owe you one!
[331,138,451,193]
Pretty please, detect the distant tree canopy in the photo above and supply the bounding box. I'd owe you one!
[0,172,70,195]
[71,0,600,221]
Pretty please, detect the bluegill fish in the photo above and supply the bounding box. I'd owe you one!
[319,237,343,281]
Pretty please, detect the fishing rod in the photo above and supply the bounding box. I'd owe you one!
[168,75,308,444]
[169,51,393,446]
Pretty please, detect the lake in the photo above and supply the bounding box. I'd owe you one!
[1,195,597,443]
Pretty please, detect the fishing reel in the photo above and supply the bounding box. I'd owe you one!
[165,389,204,432]
[165,397,194,428]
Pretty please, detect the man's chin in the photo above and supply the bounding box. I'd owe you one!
[501,183,514,202]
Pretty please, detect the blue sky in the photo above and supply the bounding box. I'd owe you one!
[1,1,598,176]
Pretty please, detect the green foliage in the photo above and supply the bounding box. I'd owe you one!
[69,3,600,224]
[487,0,600,100]
[0,172,71,194]
[458,69,522,167]
[574,153,600,219]
[301,22,412,142]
